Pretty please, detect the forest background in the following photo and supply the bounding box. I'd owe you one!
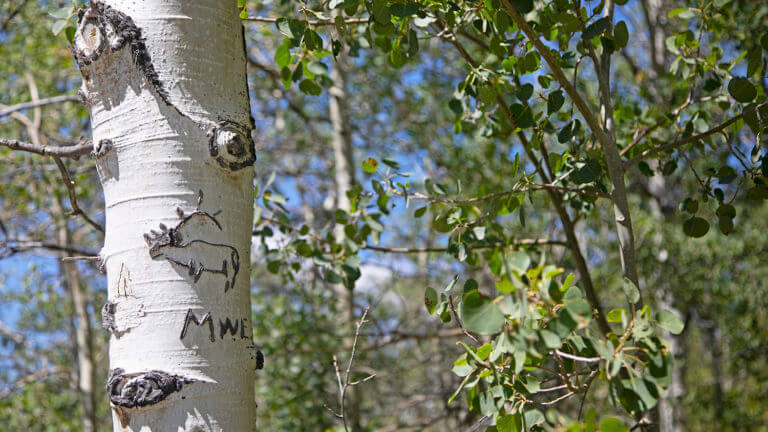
[1,0,767,431]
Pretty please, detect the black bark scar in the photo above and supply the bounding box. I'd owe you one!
[74,0,186,119]
[107,368,191,408]
[207,120,256,171]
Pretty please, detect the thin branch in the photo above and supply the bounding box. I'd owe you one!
[449,295,479,343]
[0,138,92,159]
[393,182,609,204]
[0,239,96,257]
[360,238,567,253]
[0,94,80,118]
[437,24,612,336]
[329,306,374,432]
[623,102,768,168]
[504,0,641,307]
[620,99,693,156]
[554,349,602,363]
[53,157,104,234]
[244,16,370,26]
[537,391,575,406]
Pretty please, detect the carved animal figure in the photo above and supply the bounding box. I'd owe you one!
[144,193,240,291]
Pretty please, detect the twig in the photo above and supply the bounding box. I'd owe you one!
[329,306,375,432]
[0,94,80,118]
[61,255,101,262]
[360,239,567,253]
[53,157,104,234]
[448,295,479,343]
[245,16,370,26]
[0,138,92,159]
[623,102,768,168]
[554,350,602,363]
[537,391,575,406]
[0,239,96,257]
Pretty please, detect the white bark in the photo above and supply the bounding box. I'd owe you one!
[73,1,257,430]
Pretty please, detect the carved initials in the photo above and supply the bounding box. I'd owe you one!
[180,310,214,342]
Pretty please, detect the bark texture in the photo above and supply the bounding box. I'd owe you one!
[73,1,257,430]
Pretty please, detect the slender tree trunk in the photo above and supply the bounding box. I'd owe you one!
[648,166,685,432]
[328,34,362,430]
[72,1,257,430]
[57,214,97,432]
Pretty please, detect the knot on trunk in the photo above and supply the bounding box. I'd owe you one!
[207,121,256,171]
[107,368,191,408]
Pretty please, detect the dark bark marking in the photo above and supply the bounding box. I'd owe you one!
[107,368,191,408]
[73,0,187,119]
[91,138,113,159]
[101,300,117,333]
[219,317,239,340]
[144,190,240,292]
[180,309,215,343]
[207,120,256,171]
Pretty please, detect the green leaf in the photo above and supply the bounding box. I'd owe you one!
[539,329,561,349]
[656,310,684,334]
[473,226,486,240]
[476,343,493,360]
[683,216,710,238]
[547,90,565,115]
[621,277,640,304]
[414,207,427,218]
[445,274,459,292]
[495,278,515,293]
[51,19,68,36]
[425,287,438,315]
[606,308,626,323]
[298,79,322,95]
[718,216,734,235]
[497,413,524,432]
[362,157,379,173]
[508,251,530,273]
[49,7,72,19]
[582,17,612,41]
[728,77,757,103]
[460,290,505,335]
[508,0,533,14]
[524,409,545,428]
[275,42,291,68]
[381,157,400,169]
[613,21,628,49]
[599,417,628,432]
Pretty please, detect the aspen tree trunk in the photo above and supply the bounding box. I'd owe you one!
[57,214,97,432]
[328,40,362,430]
[72,1,258,430]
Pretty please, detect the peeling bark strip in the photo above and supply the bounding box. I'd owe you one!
[207,120,256,171]
[73,0,184,118]
[107,368,191,408]
[144,191,240,291]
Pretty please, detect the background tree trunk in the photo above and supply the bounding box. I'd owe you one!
[57,210,97,432]
[72,1,257,430]
[329,33,362,430]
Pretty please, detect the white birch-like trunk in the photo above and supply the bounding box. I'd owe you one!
[72,1,257,430]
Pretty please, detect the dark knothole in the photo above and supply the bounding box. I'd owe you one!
[207,120,256,171]
[107,368,191,408]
